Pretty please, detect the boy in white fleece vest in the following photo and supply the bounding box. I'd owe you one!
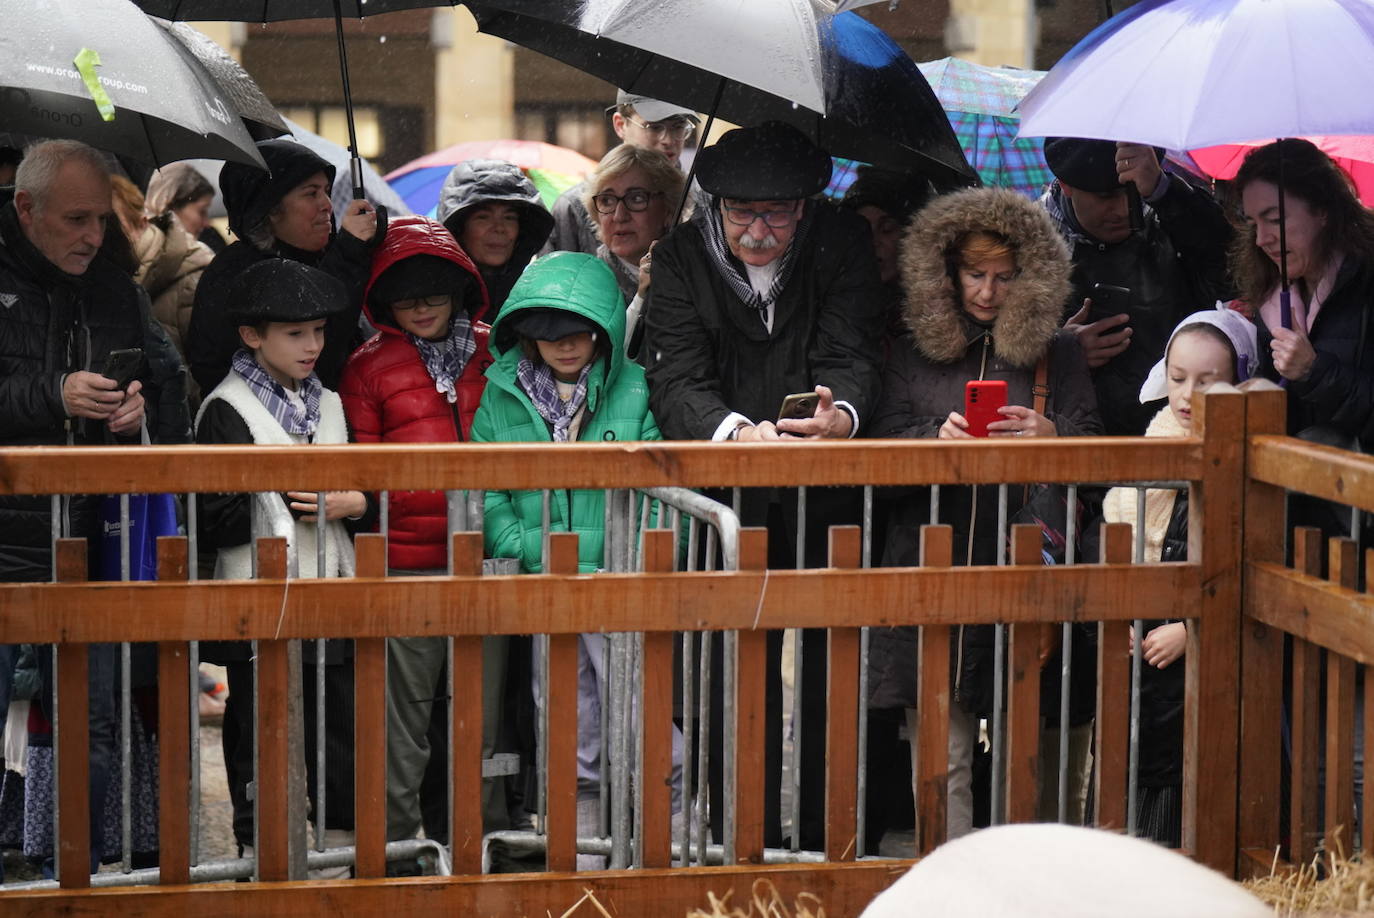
[194,258,366,873]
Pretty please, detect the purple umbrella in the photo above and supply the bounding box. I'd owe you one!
[1016,0,1374,328]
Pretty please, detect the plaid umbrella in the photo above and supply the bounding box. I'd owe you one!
[918,57,1051,198]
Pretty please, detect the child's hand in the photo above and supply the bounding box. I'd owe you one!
[1142,621,1186,669]
[286,490,367,521]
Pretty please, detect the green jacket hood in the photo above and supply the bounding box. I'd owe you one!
[488,251,627,385]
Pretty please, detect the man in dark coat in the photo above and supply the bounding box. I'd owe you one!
[0,139,186,872]
[1040,138,1233,435]
[644,121,886,850]
[187,138,384,395]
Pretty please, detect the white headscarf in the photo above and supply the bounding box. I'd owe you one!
[1139,304,1259,403]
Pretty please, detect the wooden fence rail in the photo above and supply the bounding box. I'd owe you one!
[0,389,1298,915]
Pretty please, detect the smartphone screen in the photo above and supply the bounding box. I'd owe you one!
[964,380,1008,437]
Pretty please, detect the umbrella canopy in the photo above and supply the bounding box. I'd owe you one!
[0,0,264,168]
[467,3,975,186]
[135,0,456,15]
[918,56,1050,197]
[1191,135,1374,205]
[1016,0,1374,150]
[385,139,596,216]
[156,20,290,141]
[132,0,462,198]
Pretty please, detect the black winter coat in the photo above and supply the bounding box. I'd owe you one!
[0,204,186,582]
[1255,255,1374,445]
[644,200,886,440]
[1042,178,1233,435]
[187,231,376,396]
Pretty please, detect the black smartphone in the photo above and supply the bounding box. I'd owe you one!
[101,347,144,391]
[778,391,819,421]
[1088,284,1132,324]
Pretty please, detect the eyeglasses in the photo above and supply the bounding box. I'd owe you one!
[624,115,696,141]
[722,205,799,228]
[591,189,664,214]
[391,294,452,311]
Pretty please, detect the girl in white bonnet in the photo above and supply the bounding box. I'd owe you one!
[1105,305,1259,845]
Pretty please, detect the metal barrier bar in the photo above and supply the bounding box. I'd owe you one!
[118,494,132,874]
[856,485,873,858]
[990,484,1008,824]
[1058,485,1078,824]
[186,493,201,869]
[1128,487,1146,836]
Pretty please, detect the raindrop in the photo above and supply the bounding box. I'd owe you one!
[379,35,387,43]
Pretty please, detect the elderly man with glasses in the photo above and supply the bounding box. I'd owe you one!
[542,90,699,256]
[643,121,886,852]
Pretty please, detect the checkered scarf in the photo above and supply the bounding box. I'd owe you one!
[231,348,322,437]
[407,314,476,405]
[515,357,591,443]
[698,197,812,315]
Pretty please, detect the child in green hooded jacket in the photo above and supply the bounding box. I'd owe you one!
[471,252,681,868]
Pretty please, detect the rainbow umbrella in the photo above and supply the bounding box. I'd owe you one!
[385,139,598,217]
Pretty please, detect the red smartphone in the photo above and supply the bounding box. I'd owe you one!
[964,380,1008,437]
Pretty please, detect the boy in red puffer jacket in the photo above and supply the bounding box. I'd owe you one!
[339,216,502,856]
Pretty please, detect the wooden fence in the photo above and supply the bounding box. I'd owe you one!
[0,387,1359,915]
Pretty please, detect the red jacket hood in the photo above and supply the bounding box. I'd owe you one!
[363,215,491,335]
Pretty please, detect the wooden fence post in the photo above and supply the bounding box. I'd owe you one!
[1185,388,1245,873]
[155,536,191,885]
[1238,388,1286,876]
[55,539,90,889]
[916,525,953,853]
[825,526,861,861]
[352,533,387,879]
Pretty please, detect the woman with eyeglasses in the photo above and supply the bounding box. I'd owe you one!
[338,215,505,853]
[583,143,688,352]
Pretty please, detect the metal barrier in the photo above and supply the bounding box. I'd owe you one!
[0,388,1287,914]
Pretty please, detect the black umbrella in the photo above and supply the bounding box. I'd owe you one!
[466,2,977,188]
[132,1,461,200]
[0,0,265,168]
[156,20,291,142]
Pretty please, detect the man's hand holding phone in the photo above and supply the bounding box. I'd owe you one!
[775,385,852,439]
[1065,299,1132,368]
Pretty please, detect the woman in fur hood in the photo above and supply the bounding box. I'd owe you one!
[868,187,1102,840]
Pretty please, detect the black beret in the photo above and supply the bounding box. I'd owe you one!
[510,308,599,342]
[1044,137,1165,194]
[226,258,349,325]
[695,121,832,201]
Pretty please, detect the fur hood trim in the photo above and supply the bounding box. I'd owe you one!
[899,187,1072,368]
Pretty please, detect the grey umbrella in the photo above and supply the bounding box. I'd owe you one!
[156,20,290,142]
[0,0,264,168]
